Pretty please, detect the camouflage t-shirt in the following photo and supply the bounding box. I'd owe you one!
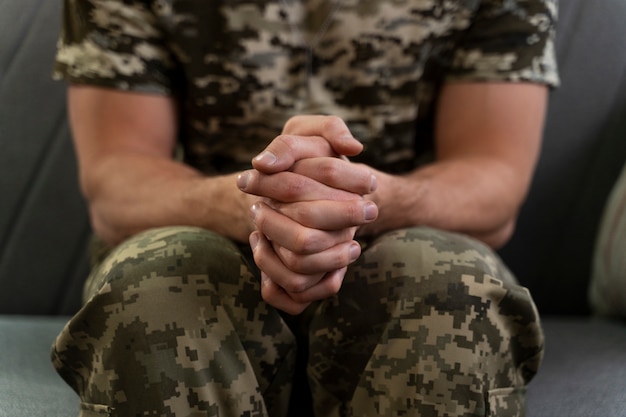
[54,0,559,174]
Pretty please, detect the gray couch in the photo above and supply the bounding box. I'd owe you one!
[1,0,625,416]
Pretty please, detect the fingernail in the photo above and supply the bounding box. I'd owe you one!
[370,174,378,192]
[364,201,378,221]
[249,232,260,251]
[254,151,277,166]
[349,242,361,262]
[237,172,250,190]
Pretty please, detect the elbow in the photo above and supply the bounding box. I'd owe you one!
[78,163,130,246]
[87,204,130,247]
[474,218,517,249]
[83,176,135,247]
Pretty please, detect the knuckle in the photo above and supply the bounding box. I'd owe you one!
[332,244,354,269]
[283,276,310,294]
[274,134,297,152]
[288,291,314,305]
[291,201,319,227]
[322,115,344,133]
[276,245,308,273]
[282,175,307,200]
[260,277,308,315]
[355,165,375,191]
[261,287,287,311]
[282,116,302,133]
[325,276,343,296]
[278,249,298,269]
[317,159,342,183]
[292,229,318,253]
[342,200,362,224]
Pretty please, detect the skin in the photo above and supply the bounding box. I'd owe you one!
[69,81,548,315]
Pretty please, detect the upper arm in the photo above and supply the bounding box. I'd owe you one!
[68,85,179,193]
[434,81,548,200]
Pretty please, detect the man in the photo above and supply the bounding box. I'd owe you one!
[52,0,559,416]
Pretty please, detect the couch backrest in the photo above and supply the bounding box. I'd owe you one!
[0,0,90,315]
[499,0,626,315]
[0,0,625,316]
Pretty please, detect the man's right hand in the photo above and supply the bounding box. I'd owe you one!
[238,116,378,314]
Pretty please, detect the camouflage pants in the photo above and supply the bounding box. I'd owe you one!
[52,226,543,417]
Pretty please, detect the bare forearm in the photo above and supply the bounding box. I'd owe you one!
[363,157,528,248]
[65,86,255,245]
[360,83,547,248]
[82,153,254,246]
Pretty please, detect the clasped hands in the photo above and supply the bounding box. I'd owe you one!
[237,116,379,315]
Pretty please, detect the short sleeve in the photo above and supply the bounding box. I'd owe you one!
[448,0,560,87]
[53,0,178,95]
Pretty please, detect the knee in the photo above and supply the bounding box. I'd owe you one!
[68,227,259,354]
[53,228,263,415]
[360,227,510,289]
[86,226,249,302]
[350,227,537,332]
[350,227,543,382]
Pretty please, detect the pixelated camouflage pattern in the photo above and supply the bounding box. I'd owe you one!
[53,227,296,417]
[307,227,543,417]
[53,226,543,417]
[55,0,559,174]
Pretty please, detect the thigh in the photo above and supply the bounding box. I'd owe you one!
[53,226,295,417]
[308,226,543,417]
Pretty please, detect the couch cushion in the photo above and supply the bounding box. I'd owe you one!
[498,0,626,315]
[0,0,91,314]
[1,316,623,417]
[0,316,77,417]
[589,162,626,318]
[527,318,626,417]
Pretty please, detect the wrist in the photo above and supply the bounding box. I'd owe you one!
[358,170,429,238]
[186,173,257,243]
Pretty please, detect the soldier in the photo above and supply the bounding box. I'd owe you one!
[52,0,559,416]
